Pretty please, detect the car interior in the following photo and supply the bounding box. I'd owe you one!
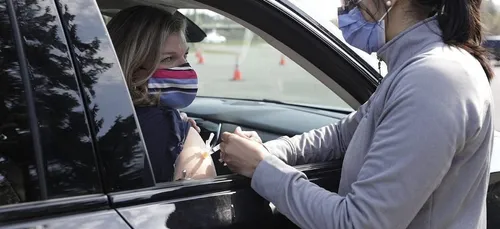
[96,0,356,177]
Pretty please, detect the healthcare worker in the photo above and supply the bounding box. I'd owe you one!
[219,0,494,228]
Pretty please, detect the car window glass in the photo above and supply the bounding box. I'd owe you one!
[0,0,103,207]
[0,0,32,205]
[63,0,153,192]
[16,0,102,198]
[180,9,353,110]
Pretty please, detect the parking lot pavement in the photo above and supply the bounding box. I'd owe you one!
[189,43,352,110]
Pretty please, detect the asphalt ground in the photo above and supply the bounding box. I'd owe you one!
[188,43,351,110]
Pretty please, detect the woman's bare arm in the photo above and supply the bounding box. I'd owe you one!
[173,127,217,180]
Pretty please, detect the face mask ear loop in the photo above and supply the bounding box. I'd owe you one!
[372,2,394,50]
[377,5,394,24]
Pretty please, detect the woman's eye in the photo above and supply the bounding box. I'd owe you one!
[161,57,173,63]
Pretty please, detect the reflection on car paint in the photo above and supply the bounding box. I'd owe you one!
[1,210,129,229]
[58,0,154,192]
[118,192,238,228]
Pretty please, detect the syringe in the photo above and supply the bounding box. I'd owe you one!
[201,133,220,159]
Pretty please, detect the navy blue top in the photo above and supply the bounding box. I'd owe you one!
[135,106,190,182]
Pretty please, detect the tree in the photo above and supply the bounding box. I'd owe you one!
[0,0,113,202]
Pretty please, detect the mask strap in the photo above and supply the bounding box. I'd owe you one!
[377,4,394,23]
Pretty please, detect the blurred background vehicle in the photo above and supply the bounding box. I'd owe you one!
[203,29,227,43]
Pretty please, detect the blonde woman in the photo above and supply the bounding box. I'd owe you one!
[107,5,216,182]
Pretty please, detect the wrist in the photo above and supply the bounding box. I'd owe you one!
[251,144,270,175]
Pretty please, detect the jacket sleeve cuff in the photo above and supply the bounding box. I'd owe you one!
[262,138,295,165]
[251,154,306,201]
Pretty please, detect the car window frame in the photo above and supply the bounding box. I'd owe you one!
[107,0,378,207]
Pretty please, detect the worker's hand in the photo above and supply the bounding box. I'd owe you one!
[233,127,262,143]
[180,112,201,133]
[220,127,269,178]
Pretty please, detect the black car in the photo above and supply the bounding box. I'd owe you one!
[1,0,499,228]
[484,36,500,61]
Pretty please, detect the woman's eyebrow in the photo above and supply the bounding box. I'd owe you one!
[162,47,189,55]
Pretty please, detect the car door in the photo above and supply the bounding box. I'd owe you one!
[0,0,131,227]
[99,0,379,228]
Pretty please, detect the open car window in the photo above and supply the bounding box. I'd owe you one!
[99,2,363,186]
[179,9,354,110]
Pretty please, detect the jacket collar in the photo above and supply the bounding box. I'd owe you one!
[377,16,442,72]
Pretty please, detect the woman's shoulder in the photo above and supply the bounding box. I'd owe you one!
[135,106,190,138]
[135,106,179,121]
[135,106,178,130]
[392,49,493,137]
[400,47,490,95]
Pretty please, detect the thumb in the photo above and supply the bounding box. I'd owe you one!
[234,126,250,139]
[234,126,243,135]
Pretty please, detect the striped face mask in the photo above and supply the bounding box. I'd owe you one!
[147,63,198,109]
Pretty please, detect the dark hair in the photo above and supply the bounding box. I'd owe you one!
[413,0,494,81]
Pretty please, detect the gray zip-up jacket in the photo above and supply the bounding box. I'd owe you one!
[252,17,494,229]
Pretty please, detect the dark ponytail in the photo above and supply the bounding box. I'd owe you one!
[414,0,494,81]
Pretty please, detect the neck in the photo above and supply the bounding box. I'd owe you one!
[385,3,421,41]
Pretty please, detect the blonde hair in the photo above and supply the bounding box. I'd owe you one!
[107,5,187,106]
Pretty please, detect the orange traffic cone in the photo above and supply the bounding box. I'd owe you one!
[232,63,242,81]
[197,54,205,64]
[279,54,286,66]
[195,49,204,64]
